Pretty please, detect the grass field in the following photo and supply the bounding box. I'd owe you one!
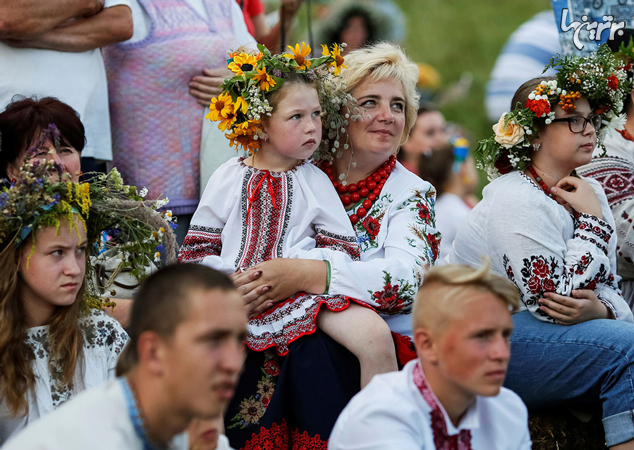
[392,0,552,143]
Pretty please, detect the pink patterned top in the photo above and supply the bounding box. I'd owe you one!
[103,0,235,215]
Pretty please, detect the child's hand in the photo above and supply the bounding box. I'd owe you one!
[538,289,611,325]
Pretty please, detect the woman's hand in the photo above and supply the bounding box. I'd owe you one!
[189,67,232,107]
[231,259,328,318]
[550,176,603,220]
[538,289,611,325]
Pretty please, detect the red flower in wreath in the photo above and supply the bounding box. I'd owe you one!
[542,278,556,292]
[607,74,619,90]
[528,276,541,294]
[362,216,381,238]
[263,360,280,377]
[532,259,549,278]
[494,150,514,174]
[373,283,403,313]
[526,98,551,117]
[427,233,440,260]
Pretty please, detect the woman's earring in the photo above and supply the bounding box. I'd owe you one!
[533,143,541,151]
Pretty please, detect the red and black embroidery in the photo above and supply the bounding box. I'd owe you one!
[503,252,611,320]
[577,156,634,207]
[178,225,222,263]
[574,212,612,255]
[413,362,472,450]
[369,271,415,315]
[361,216,381,240]
[241,420,328,450]
[236,168,293,269]
[315,227,360,260]
[247,293,366,355]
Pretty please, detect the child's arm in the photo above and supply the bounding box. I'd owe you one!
[177,160,239,274]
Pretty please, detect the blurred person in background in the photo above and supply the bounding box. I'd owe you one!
[485,10,560,122]
[0,0,133,174]
[418,139,478,261]
[398,106,449,176]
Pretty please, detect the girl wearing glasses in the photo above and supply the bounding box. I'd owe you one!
[448,46,634,449]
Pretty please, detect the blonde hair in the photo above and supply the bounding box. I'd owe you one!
[413,259,519,333]
[0,223,85,417]
[340,42,420,145]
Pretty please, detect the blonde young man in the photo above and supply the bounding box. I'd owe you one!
[329,262,532,449]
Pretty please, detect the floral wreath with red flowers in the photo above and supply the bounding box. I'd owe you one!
[475,44,632,180]
[207,42,359,156]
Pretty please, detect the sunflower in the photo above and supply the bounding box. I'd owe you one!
[234,96,248,114]
[206,92,234,122]
[226,121,261,154]
[283,42,312,70]
[321,44,347,76]
[228,53,259,76]
[253,67,276,92]
[218,108,237,131]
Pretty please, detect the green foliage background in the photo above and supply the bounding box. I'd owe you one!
[391,0,551,145]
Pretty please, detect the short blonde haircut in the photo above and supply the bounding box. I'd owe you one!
[413,259,520,333]
[341,42,420,145]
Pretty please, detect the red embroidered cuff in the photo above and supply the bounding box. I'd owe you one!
[574,213,613,255]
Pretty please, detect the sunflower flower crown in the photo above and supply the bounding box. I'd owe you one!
[475,44,632,181]
[0,125,177,310]
[207,42,360,158]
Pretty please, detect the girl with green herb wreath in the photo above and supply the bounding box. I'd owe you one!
[179,42,398,388]
[0,126,176,444]
[0,158,128,444]
[448,46,634,448]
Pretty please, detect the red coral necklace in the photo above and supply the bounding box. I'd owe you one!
[320,155,396,224]
[527,165,554,198]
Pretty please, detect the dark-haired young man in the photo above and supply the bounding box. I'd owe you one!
[5,264,247,450]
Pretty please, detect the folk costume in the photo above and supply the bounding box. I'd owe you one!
[451,46,634,447]
[0,312,128,444]
[329,360,531,450]
[179,156,364,355]
[578,129,634,307]
[223,158,439,450]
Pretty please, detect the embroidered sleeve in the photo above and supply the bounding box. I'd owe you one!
[81,311,129,379]
[328,184,441,315]
[314,228,360,261]
[178,225,223,263]
[579,156,634,270]
[494,194,632,323]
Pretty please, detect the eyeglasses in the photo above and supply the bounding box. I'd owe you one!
[550,114,602,133]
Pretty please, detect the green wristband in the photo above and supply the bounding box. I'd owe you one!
[324,260,331,295]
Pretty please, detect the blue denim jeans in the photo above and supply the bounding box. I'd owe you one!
[505,311,634,446]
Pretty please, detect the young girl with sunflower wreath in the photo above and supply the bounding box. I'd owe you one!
[178,42,400,449]
[448,45,634,448]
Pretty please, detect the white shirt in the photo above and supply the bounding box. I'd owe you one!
[329,360,532,450]
[447,171,633,323]
[0,310,129,444]
[0,0,131,160]
[3,379,188,450]
[434,192,471,262]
